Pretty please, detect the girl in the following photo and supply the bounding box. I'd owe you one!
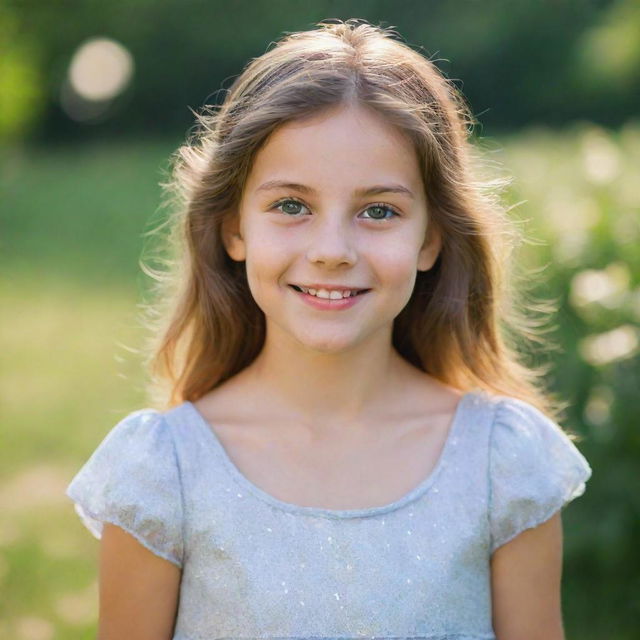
[66,19,592,640]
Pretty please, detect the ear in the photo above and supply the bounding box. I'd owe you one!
[221,213,246,262]
[417,223,442,272]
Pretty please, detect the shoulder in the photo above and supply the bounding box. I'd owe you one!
[68,407,182,495]
[66,407,185,567]
[113,407,166,430]
[488,395,587,468]
[399,369,467,419]
[486,394,592,554]
[492,394,558,426]
[488,393,592,482]
[102,407,177,450]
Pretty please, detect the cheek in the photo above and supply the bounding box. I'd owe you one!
[371,241,421,281]
[245,218,293,259]
[244,235,290,293]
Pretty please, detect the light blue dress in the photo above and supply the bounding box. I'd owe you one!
[65,388,592,640]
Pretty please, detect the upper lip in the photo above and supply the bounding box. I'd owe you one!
[291,283,369,291]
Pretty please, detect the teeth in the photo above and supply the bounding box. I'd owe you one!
[298,286,357,299]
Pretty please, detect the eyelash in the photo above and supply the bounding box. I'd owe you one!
[270,197,401,222]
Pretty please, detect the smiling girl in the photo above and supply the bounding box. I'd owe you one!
[66,19,592,640]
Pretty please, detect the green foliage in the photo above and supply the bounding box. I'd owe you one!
[497,121,640,635]
[3,0,639,143]
[0,3,45,140]
[577,0,640,88]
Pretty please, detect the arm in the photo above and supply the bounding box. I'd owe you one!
[490,511,565,640]
[97,523,182,640]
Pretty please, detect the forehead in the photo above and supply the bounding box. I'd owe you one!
[245,103,423,196]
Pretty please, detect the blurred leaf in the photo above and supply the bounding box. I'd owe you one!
[0,6,45,142]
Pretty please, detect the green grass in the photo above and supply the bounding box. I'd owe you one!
[1,125,638,639]
[0,139,174,639]
[0,276,147,639]
[1,138,178,284]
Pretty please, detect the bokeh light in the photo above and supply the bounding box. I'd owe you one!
[570,263,631,309]
[60,37,134,123]
[579,324,639,366]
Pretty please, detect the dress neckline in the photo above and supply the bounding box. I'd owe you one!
[181,390,479,519]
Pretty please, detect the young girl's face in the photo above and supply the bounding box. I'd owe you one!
[224,102,441,354]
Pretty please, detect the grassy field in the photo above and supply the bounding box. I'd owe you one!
[1,140,170,639]
[1,125,638,639]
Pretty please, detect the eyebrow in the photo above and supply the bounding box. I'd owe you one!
[255,180,415,200]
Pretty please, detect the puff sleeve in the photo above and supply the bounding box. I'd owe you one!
[489,397,592,554]
[65,409,184,568]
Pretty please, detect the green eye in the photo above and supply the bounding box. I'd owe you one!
[273,199,309,216]
[362,205,399,220]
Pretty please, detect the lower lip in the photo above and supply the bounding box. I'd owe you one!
[290,287,369,310]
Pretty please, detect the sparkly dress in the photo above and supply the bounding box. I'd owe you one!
[66,389,592,640]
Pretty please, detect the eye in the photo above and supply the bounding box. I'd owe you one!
[361,203,401,221]
[271,198,310,216]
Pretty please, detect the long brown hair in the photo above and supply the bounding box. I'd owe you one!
[142,19,569,428]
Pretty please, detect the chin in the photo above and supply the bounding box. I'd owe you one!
[294,333,363,355]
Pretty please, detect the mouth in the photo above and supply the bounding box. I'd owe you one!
[289,284,370,298]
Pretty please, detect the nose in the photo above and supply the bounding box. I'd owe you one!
[305,215,357,267]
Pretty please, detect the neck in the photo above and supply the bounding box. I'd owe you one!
[242,327,413,434]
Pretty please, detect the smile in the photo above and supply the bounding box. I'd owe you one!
[288,285,369,310]
[290,285,368,299]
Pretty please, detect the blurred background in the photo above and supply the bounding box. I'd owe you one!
[1,0,639,638]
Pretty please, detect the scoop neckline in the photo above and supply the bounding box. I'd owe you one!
[182,390,477,519]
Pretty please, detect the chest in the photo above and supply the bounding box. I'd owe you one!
[178,506,493,638]
[176,440,494,639]
[205,413,453,511]
[172,394,496,639]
